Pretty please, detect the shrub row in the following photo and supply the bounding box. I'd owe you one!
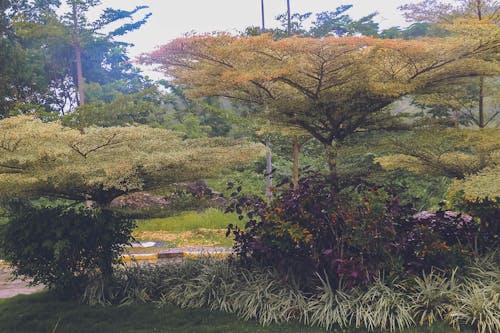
[226,173,483,288]
[85,255,499,333]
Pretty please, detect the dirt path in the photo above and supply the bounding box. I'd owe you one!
[0,247,231,299]
[0,265,44,298]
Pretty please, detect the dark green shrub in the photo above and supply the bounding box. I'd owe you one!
[447,190,499,252]
[397,209,479,273]
[0,201,135,298]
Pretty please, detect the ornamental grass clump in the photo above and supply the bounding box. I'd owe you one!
[229,268,309,325]
[79,254,499,332]
[307,273,356,329]
[465,252,499,284]
[160,260,309,326]
[446,254,500,333]
[447,279,499,333]
[351,279,414,332]
[163,258,237,312]
[407,269,458,326]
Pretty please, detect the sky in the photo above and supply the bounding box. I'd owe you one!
[94,0,418,58]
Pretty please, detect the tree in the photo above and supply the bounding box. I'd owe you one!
[1,0,151,115]
[309,5,379,38]
[61,0,151,106]
[400,0,500,127]
[264,4,380,39]
[375,127,500,244]
[141,31,499,188]
[374,128,500,179]
[411,77,499,127]
[0,0,62,116]
[0,116,265,205]
[61,86,173,128]
[248,3,381,194]
[399,0,500,24]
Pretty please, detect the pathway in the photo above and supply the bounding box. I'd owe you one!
[0,265,44,298]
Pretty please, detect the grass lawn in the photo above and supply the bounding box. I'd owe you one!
[0,292,467,333]
[0,292,325,333]
[132,208,239,248]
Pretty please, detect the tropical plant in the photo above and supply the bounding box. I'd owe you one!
[142,28,499,187]
[397,209,478,273]
[227,172,480,284]
[307,273,355,329]
[447,279,500,333]
[0,116,264,206]
[407,269,459,326]
[0,200,135,298]
[351,279,414,332]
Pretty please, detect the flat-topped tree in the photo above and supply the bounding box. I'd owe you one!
[0,116,265,205]
[142,30,499,187]
[399,0,500,128]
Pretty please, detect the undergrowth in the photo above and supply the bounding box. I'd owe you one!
[83,253,499,333]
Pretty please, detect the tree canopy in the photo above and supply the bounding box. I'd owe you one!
[399,0,500,128]
[0,0,151,116]
[375,128,500,179]
[142,30,499,184]
[0,116,265,205]
[399,0,500,24]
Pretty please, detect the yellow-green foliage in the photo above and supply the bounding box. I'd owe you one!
[375,128,500,179]
[449,165,500,203]
[0,116,265,203]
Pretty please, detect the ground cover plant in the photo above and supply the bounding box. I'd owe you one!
[79,254,497,333]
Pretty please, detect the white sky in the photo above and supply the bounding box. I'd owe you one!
[95,0,419,57]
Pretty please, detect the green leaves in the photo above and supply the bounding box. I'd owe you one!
[0,116,265,204]
[1,201,136,297]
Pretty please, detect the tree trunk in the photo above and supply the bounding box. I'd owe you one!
[73,38,85,106]
[479,76,485,128]
[325,142,339,193]
[476,2,484,128]
[292,136,300,189]
[72,2,85,106]
[265,143,273,202]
